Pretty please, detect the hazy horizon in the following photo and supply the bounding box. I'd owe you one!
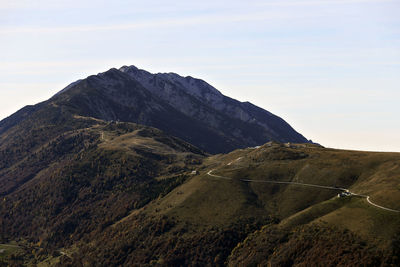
[1,0,399,152]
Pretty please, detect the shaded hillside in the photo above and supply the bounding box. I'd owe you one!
[119,65,308,145]
[0,118,205,250]
[227,224,399,266]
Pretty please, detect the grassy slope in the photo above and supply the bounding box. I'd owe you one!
[216,143,400,266]
[66,142,400,266]
[186,143,400,240]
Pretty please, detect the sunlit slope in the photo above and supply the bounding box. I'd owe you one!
[153,142,399,224]
[5,137,399,266]
[75,142,400,266]
[191,142,400,266]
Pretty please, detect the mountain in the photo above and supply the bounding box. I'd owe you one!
[1,65,399,266]
[118,65,308,149]
[1,65,308,155]
[0,65,308,265]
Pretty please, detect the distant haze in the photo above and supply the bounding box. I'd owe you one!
[1,0,399,152]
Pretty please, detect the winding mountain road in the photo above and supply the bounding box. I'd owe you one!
[207,169,348,191]
[206,157,400,213]
[364,196,400,213]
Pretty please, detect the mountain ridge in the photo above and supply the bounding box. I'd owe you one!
[1,65,310,154]
[118,65,304,142]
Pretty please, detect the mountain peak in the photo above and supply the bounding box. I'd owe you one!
[119,64,150,77]
[119,64,139,73]
[119,65,224,102]
[6,65,310,154]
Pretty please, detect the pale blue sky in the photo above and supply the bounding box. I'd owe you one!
[1,0,399,151]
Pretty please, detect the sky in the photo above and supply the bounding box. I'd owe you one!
[1,0,399,152]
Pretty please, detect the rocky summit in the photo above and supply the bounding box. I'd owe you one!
[27,65,309,154]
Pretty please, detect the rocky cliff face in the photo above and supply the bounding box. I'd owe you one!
[1,65,309,154]
[119,65,306,143]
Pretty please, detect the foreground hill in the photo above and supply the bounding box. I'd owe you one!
[1,138,399,265]
[0,118,205,259]
[26,142,398,266]
[0,65,309,154]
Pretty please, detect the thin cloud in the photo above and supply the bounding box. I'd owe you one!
[258,0,396,7]
[0,0,70,9]
[2,0,394,35]
[0,11,323,35]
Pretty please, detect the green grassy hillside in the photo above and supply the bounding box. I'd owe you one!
[53,142,400,266]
